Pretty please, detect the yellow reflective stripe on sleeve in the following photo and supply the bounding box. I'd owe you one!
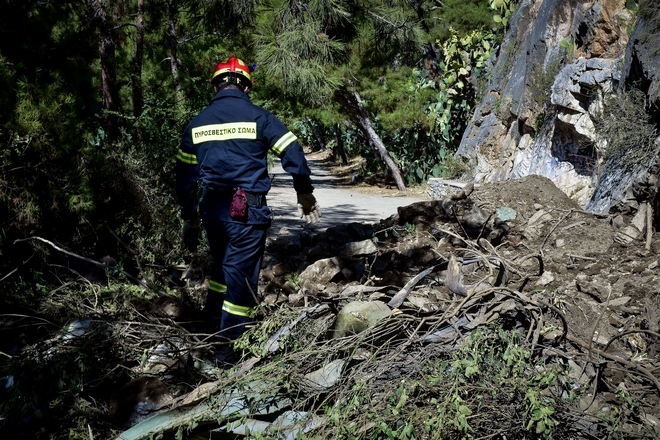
[271,131,297,155]
[177,149,198,165]
[209,281,227,294]
[222,300,254,318]
[192,122,257,144]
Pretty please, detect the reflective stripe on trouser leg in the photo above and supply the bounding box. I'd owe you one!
[218,221,268,341]
[202,220,228,334]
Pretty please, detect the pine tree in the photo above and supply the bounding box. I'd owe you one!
[252,0,431,191]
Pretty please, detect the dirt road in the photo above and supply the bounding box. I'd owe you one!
[266,156,424,236]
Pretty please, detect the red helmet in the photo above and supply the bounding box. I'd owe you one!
[210,55,254,87]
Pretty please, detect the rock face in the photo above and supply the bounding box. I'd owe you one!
[455,0,660,213]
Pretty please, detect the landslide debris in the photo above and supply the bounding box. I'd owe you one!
[3,175,660,439]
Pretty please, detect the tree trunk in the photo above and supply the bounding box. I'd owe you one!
[304,117,326,151]
[133,0,144,139]
[86,0,121,141]
[342,120,384,169]
[334,90,407,191]
[333,124,348,165]
[134,0,144,139]
[167,2,183,98]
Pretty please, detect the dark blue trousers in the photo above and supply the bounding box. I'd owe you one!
[202,219,268,342]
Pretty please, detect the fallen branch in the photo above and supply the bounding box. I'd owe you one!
[13,236,177,301]
[565,334,660,395]
[540,209,575,252]
[646,203,653,251]
[388,266,436,308]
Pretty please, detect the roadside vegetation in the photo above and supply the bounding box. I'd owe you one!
[3,0,659,439]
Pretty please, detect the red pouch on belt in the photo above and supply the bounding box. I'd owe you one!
[229,188,248,220]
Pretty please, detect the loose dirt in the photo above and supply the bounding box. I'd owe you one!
[261,168,660,435]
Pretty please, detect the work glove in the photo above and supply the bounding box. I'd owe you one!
[296,193,322,224]
[182,218,202,252]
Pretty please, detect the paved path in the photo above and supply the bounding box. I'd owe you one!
[266,157,424,237]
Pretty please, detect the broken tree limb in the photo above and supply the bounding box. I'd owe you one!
[387,266,436,308]
[14,236,179,301]
[565,334,660,395]
[646,202,653,251]
[540,209,575,252]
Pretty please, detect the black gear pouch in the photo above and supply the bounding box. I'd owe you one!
[229,188,248,221]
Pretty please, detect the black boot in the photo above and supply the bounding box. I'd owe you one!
[214,344,237,369]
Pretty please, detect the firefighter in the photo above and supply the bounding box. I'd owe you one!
[176,55,321,366]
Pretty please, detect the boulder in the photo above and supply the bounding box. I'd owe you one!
[339,239,378,257]
[328,301,392,339]
[299,257,344,292]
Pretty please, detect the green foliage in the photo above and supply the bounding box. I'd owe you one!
[559,35,575,61]
[297,326,565,439]
[234,305,301,356]
[530,56,563,106]
[434,0,494,41]
[490,0,518,30]
[253,0,348,103]
[594,87,658,163]
[391,27,496,183]
[626,0,639,12]
[0,317,125,438]
[535,112,546,134]
[421,327,560,438]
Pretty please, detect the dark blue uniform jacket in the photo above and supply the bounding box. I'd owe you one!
[176,89,313,225]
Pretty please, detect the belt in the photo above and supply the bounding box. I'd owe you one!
[204,187,267,208]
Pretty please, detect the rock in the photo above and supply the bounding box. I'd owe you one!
[608,296,631,307]
[288,293,305,306]
[324,223,373,244]
[396,201,445,227]
[299,257,344,292]
[427,179,470,200]
[339,239,378,257]
[630,204,647,233]
[328,301,392,339]
[652,240,660,255]
[264,293,287,305]
[282,280,299,295]
[567,360,590,388]
[462,204,490,230]
[453,0,649,213]
[611,215,625,229]
[614,226,639,244]
[495,206,517,221]
[272,263,291,277]
[301,359,346,392]
[535,271,555,287]
[621,11,660,107]
[528,209,552,226]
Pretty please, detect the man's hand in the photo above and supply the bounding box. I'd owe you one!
[182,218,202,252]
[296,193,322,224]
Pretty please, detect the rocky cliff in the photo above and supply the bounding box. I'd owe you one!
[456,0,659,215]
